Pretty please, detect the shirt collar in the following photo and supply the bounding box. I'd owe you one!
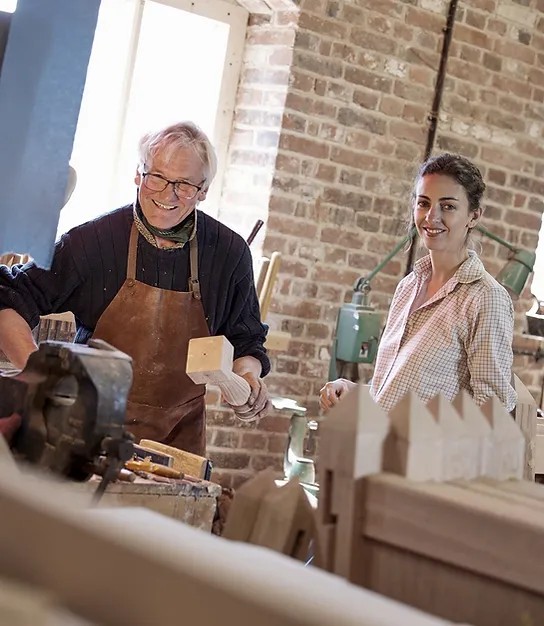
[413,250,485,285]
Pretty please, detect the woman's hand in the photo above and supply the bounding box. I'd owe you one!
[319,378,357,412]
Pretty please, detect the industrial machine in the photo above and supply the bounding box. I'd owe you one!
[0,339,135,494]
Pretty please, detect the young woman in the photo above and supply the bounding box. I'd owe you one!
[320,153,517,414]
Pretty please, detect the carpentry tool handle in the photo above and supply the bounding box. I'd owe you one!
[219,372,252,408]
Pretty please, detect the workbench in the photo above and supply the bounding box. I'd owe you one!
[75,475,223,533]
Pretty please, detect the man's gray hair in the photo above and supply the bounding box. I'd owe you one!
[138,121,217,190]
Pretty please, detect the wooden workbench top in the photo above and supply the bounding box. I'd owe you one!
[76,474,223,533]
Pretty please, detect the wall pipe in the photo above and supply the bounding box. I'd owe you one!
[405,0,460,275]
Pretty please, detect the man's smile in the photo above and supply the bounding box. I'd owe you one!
[153,199,177,211]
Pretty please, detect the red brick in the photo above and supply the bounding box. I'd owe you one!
[279,133,330,159]
[494,39,536,65]
[212,429,241,449]
[240,431,269,451]
[312,264,361,285]
[350,29,398,55]
[209,451,251,470]
[455,23,493,50]
[298,12,348,39]
[247,28,296,46]
[306,322,331,339]
[268,434,289,454]
[406,7,445,32]
[250,453,283,472]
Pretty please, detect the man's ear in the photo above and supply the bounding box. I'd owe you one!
[134,168,142,187]
[198,189,207,201]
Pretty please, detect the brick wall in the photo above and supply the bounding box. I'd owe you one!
[208,0,544,488]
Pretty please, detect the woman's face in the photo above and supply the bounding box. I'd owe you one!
[414,174,481,256]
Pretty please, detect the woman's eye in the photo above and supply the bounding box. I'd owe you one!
[442,203,456,211]
[416,200,428,209]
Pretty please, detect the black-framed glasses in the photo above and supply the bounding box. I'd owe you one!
[141,171,205,200]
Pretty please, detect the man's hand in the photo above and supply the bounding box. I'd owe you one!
[319,378,357,412]
[229,355,270,422]
[231,372,271,421]
[0,413,22,444]
[0,309,37,370]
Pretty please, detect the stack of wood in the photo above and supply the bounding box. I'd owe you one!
[316,381,541,626]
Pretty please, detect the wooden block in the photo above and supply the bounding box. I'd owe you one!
[187,335,234,375]
[480,396,525,481]
[452,390,492,477]
[186,336,251,407]
[536,421,544,474]
[321,384,389,480]
[132,444,174,468]
[222,468,277,542]
[513,375,537,480]
[384,392,443,482]
[317,385,389,579]
[259,251,281,320]
[426,394,479,480]
[264,330,291,352]
[249,479,316,562]
[139,439,211,479]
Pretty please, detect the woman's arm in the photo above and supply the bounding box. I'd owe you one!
[466,286,517,412]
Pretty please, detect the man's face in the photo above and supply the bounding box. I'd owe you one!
[135,145,207,230]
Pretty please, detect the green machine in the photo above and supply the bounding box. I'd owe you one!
[328,228,416,381]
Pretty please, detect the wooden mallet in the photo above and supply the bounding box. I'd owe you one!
[186,336,252,408]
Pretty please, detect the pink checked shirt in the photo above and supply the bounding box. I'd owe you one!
[370,251,517,413]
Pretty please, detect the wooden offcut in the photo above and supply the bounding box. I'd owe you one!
[186,336,251,407]
[139,439,211,479]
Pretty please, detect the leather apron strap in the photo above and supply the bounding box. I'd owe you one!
[93,220,210,455]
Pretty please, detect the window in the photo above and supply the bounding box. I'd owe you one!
[0,0,16,12]
[58,0,247,236]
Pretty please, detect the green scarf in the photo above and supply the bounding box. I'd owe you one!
[135,201,195,245]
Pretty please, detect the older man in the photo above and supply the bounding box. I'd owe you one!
[0,121,270,455]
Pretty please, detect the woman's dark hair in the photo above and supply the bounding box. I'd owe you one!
[415,152,486,213]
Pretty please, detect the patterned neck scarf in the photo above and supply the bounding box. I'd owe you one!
[133,200,196,249]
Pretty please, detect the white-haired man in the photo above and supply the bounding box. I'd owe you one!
[0,122,270,455]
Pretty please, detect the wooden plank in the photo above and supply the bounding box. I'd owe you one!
[364,539,544,626]
[452,478,544,511]
[362,473,544,595]
[75,476,221,532]
[0,459,457,626]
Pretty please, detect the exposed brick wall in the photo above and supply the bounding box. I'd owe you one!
[209,0,544,488]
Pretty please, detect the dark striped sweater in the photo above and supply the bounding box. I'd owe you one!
[0,205,270,375]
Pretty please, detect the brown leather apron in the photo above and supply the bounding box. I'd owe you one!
[93,224,210,455]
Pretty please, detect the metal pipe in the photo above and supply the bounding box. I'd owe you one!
[246,219,264,246]
[354,227,416,292]
[475,224,517,253]
[405,0,459,275]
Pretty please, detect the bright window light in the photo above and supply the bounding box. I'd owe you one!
[58,0,242,237]
[0,0,16,13]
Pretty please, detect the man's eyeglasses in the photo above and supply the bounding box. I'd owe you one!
[141,171,205,200]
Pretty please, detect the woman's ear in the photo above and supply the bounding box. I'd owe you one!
[468,207,482,228]
[134,168,142,187]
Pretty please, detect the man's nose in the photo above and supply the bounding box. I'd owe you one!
[165,182,179,201]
